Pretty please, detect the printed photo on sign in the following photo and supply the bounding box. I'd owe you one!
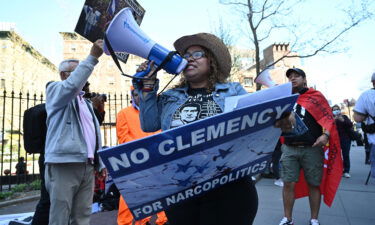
[74,0,145,62]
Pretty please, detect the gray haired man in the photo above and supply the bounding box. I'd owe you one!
[44,40,106,225]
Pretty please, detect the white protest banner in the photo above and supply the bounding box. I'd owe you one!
[99,93,298,220]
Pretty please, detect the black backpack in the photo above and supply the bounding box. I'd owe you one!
[362,118,375,134]
[99,183,120,211]
[23,103,47,154]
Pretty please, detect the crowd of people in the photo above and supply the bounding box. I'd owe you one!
[21,33,374,225]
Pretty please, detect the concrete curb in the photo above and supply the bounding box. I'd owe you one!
[0,194,40,208]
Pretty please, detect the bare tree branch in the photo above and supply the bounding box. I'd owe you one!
[263,14,371,70]
[258,24,286,42]
[220,0,248,7]
[220,0,373,90]
[255,1,284,30]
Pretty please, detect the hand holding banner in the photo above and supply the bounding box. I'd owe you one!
[99,88,298,220]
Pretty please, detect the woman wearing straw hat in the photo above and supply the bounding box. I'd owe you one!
[133,33,258,225]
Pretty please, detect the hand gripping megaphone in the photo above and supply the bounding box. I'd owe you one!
[254,68,276,87]
[104,8,187,78]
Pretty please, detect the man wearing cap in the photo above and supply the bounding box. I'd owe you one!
[353,72,375,179]
[279,68,342,225]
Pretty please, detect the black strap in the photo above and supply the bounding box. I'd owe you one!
[152,51,180,95]
[104,34,141,80]
[104,34,125,76]
[158,75,178,95]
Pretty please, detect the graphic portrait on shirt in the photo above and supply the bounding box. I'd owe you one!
[171,90,222,128]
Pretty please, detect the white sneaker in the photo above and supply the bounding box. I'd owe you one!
[310,218,320,225]
[344,173,351,178]
[279,217,294,225]
[274,178,284,187]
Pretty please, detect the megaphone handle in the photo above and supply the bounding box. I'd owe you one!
[134,63,152,78]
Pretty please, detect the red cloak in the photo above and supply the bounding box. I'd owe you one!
[294,88,343,207]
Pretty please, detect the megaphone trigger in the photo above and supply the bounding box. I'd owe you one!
[134,62,155,79]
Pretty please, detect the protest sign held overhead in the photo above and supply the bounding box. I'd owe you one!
[75,0,145,63]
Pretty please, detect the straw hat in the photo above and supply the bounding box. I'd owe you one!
[174,33,232,76]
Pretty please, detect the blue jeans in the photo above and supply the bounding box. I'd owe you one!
[371,144,375,178]
[340,138,351,173]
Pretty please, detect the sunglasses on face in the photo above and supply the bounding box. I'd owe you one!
[183,51,205,60]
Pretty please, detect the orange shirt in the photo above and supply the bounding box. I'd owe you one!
[116,106,167,225]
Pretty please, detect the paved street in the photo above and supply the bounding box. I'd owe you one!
[254,145,375,225]
[1,145,374,225]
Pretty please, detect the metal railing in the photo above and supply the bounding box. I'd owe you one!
[0,89,130,191]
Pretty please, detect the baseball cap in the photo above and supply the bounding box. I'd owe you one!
[286,68,306,78]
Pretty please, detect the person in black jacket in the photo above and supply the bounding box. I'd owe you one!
[363,128,371,164]
[82,81,106,125]
[332,104,353,178]
[15,157,27,175]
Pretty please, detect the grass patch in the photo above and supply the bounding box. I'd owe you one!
[11,183,28,193]
[0,191,14,200]
[30,179,41,190]
[0,179,41,200]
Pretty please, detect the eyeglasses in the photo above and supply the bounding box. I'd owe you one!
[183,51,205,60]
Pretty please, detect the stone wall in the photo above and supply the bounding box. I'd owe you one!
[0,31,57,94]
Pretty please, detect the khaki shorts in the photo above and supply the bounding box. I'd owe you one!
[280,144,324,186]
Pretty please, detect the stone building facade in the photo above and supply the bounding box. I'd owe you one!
[238,43,301,92]
[0,30,57,94]
[0,27,58,165]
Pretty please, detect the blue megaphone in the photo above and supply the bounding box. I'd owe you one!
[104,8,187,78]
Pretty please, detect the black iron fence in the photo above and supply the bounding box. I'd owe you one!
[0,89,130,191]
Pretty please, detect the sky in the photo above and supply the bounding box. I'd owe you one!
[0,0,374,105]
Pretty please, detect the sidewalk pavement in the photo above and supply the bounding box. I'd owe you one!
[0,145,374,225]
[253,145,375,225]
